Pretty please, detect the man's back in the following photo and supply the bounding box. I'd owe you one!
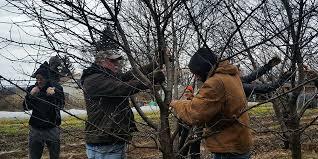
[81,64,141,144]
[204,61,252,154]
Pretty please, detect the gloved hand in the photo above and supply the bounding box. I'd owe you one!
[267,56,281,67]
[147,70,165,84]
[46,87,56,95]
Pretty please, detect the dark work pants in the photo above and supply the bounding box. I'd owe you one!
[213,152,250,159]
[29,126,60,159]
[178,124,201,159]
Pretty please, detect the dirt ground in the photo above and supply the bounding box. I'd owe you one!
[1,114,318,159]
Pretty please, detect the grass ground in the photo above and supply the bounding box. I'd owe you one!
[1,104,318,159]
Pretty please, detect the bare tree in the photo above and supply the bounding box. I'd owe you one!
[1,0,318,158]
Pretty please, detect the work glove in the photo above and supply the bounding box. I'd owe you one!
[147,70,165,84]
[46,87,56,95]
[267,56,281,67]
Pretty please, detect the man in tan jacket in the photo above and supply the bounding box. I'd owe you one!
[170,48,252,159]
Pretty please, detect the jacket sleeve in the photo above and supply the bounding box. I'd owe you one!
[121,61,159,81]
[172,78,225,125]
[83,73,149,97]
[243,79,284,97]
[23,86,34,111]
[241,64,272,83]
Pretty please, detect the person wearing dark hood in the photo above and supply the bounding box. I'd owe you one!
[239,57,292,98]
[23,62,65,159]
[170,48,252,159]
[80,49,165,159]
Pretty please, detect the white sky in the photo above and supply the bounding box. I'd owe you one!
[0,0,141,85]
[0,1,86,87]
[0,0,43,82]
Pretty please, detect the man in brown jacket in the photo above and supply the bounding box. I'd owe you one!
[170,48,252,159]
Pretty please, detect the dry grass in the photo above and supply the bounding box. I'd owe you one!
[0,94,24,111]
[1,105,318,158]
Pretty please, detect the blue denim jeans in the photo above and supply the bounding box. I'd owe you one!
[213,152,250,159]
[86,143,126,159]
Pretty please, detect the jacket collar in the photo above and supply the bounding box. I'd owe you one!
[80,63,115,83]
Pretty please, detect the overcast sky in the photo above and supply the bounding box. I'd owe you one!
[0,0,59,86]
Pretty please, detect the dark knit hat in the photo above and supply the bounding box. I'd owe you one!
[188,48,218,81]
[32,62,50,79]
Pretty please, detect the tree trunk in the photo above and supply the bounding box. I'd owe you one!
[288,117,301,159]
[291,131,301,159]
[159,106,175,159]
[272,99,290,149]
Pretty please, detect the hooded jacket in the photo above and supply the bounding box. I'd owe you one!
[23,82,65,129]
[172,61,252,154]
[80,63,159,144]
[241,63,290,97]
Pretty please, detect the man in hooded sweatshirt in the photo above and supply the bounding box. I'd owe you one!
[170,48,252,159]
[23,62,65,159]
[239,57,292,98]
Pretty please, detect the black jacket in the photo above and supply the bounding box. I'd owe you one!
[241,63,272,83]
[242,64,288,97]
[23,82,65,129]
[243,79,287,97]
[81,63,158,144]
